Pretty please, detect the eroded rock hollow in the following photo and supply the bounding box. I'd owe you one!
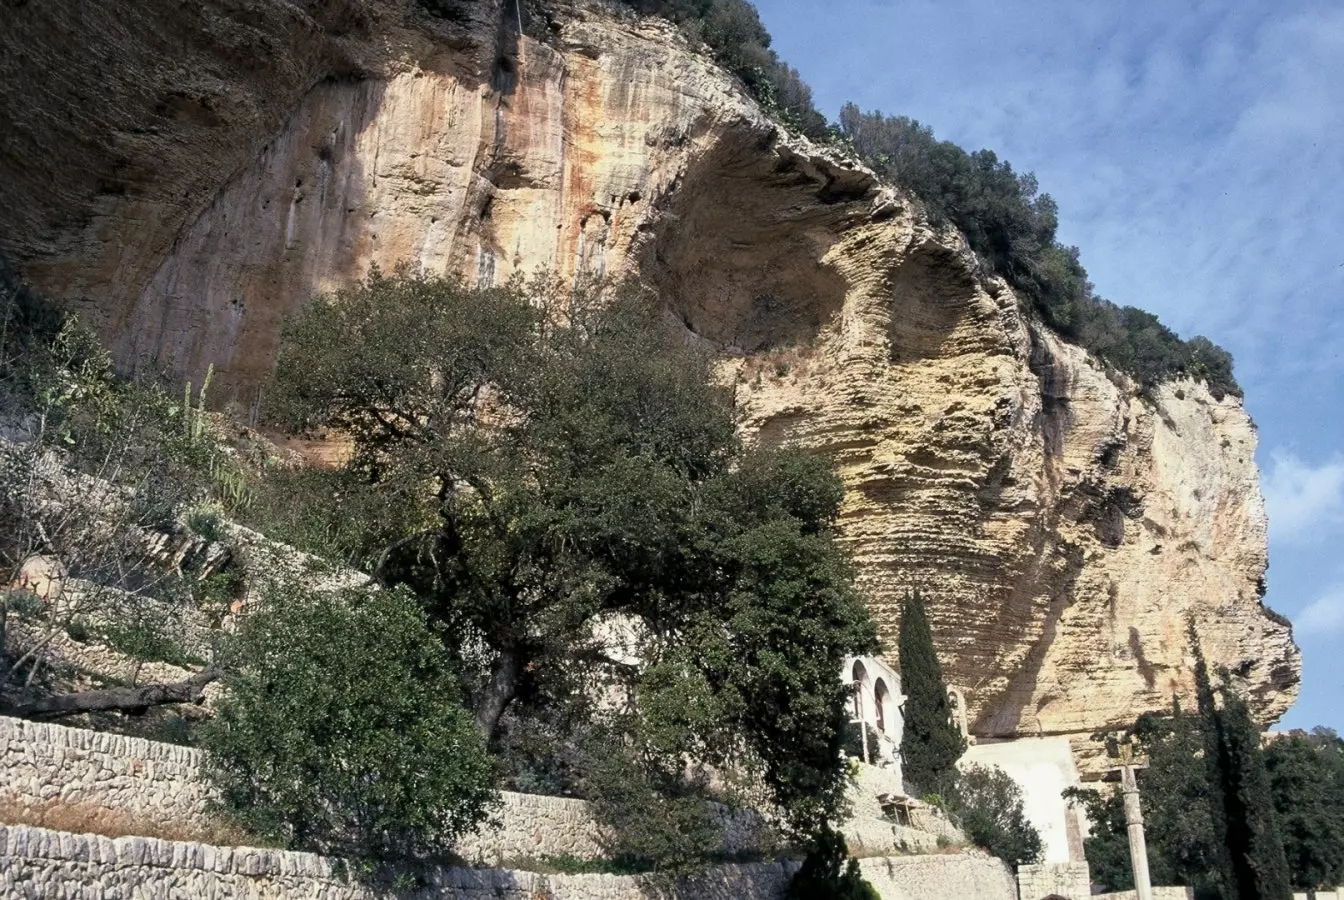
[0,0,1298,772]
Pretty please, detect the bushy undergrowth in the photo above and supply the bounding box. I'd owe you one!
[204,581,498,859]
[0,261,252,702]
[944,765,1043,867]
[787,824,879,900]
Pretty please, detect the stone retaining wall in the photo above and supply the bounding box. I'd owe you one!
[0,716,213,835]
[0,823,792,900]
[1016,861,1092,899]
[0,824,1020,900]
[0,716,761,863]
[858,854,1017,900]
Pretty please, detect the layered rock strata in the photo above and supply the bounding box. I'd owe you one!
[0,0,1298,766]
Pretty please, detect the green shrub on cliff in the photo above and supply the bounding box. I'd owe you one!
[945,765,1042,866]
[615,0,829,139]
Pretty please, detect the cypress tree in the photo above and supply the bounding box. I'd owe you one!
[898,590,965,792]
[1190,623,1293,900]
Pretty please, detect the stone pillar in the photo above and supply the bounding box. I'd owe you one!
[1120,765,1154,900]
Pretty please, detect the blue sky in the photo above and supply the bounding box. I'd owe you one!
[751,0,1344,731]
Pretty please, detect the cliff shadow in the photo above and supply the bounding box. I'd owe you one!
[637,128,863,354]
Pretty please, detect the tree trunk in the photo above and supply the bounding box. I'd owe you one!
[1,667,221,720]
[473,648,519,742]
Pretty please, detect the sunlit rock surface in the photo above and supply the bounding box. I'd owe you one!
[0,0,1297,773]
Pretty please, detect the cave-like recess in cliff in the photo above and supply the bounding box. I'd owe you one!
[639,133,857,354]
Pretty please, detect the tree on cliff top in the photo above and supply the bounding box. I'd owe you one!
[263,268,877,835]
[897,589,964,792]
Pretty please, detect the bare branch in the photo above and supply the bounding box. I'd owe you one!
[2,666,221,720]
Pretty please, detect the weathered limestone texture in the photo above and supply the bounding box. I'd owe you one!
[0,824,794,900]
[1016,861,1092,900]
[0,0,1299,761]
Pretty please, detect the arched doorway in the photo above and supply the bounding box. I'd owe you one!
[874,678,890,734]
[852,661,870,720]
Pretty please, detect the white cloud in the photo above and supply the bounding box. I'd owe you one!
[1262,451,1344,542]
[1296,586,1344,637]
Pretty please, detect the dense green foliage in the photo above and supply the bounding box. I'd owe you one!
[787,824,880,900]
[836,105,1239,398]
[945,765,1043,866]
[203,582,498,859]
[897,590,965,792]
[573,724,725,873]
[1071,649,1305,899]
[1191,636,1293,900]
[1067,708,1232,898]
[1265,729,1344,890]
[265,269,877,841]
[615,0,828,139]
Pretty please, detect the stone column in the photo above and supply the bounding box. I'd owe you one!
[1120,765,1153,900]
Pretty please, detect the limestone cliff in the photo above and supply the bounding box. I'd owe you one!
[0,0,1298,769]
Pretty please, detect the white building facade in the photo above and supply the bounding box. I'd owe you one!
[844,655,906,786]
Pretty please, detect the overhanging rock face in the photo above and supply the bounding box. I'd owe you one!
[0,0,1298,769]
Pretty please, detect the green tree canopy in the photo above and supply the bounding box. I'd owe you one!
[947,764,1043,866]
[203,581,498,859]
[1264,728,1344,891]
[263,269,877,836]
[897,589,965,792]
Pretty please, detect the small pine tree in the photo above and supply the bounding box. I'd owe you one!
[898,590,966,792]
[1190,623,1293,900]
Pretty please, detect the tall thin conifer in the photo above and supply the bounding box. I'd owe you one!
[1190,622,1292,900]
[898,590,965,793]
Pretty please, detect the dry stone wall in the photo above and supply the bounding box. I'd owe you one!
[0,825,1021,900]
[0,823,792,900]
[1016,861,1092,899]
[0,717,213,836]
[857,854,1016,900]
[0,716,760,863]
